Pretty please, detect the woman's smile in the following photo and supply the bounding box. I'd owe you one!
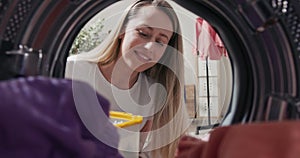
[134,50,152,62]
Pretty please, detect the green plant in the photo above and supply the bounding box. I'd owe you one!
[69,18,110,55]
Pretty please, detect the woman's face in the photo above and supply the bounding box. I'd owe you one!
[119,6,174,72]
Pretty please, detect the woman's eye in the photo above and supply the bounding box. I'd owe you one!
[156,41,164,47]
[138,30,149,38]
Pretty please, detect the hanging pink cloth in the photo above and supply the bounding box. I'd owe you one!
[193,17,227,60]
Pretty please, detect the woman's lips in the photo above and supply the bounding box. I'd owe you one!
[134,50,151,62]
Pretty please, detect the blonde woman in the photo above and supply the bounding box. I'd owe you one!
[65,0,189,157]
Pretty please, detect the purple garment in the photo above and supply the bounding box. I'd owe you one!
[0,76,123,158]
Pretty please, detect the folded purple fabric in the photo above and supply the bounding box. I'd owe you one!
[0,76,123,158]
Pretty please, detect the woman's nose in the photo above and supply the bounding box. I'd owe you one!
[144,41,155,51]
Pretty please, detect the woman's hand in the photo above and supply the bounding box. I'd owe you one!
[174,135,207,158]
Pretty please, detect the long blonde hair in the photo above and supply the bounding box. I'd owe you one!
[73,0,187,157]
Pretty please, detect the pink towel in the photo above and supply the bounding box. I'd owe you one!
[194,17,227,60]
[176,121,300,158]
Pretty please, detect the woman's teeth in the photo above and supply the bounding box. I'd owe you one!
[136,51,151,61]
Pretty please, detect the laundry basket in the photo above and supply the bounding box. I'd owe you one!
[110,111,143,158]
